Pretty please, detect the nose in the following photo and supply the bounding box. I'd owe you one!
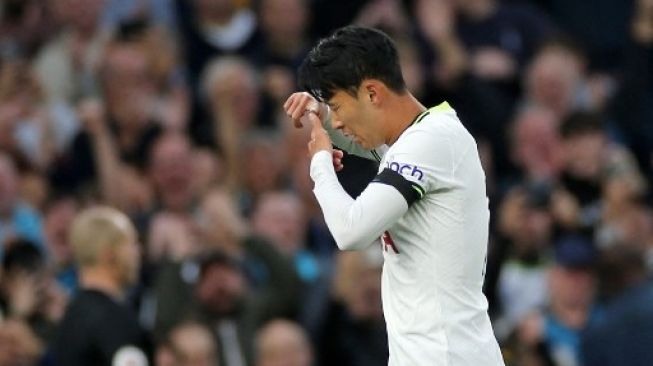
[331,118,344,130]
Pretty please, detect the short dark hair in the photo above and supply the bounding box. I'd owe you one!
[2,239,44,273]
[298,26,406,102]
[559,111,604,139]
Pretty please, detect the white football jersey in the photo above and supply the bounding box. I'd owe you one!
[314,101,505,365]
[374,102,503,365]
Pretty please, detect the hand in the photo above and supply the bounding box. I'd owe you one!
[77,98,107,136]
[333,149,344,171]
[283,92,329,129]
[7,271,41,319]
[307,111,333,158]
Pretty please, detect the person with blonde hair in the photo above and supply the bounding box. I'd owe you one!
[52,206,150,366]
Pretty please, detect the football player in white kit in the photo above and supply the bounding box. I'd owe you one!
[284,26,505,366]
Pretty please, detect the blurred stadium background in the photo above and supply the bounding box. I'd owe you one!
[0,0,652,365]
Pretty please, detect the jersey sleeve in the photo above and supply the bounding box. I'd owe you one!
[379,122,464,196]
[310,150,409,251]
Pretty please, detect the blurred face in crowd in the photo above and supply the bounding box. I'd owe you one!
[196,262,246,316]
[526,47,583,117]
[0,154,18,215]
[561,130,605,180]
[102,43,156,129]
[252,192,306,256]
[149,134,194,212]
[260,0,308,44]
[335,250,384,322]
[197,190,247,249]
[210,63,260,129]
[166,323,218,366]
[53,0,105,33]
[511,107,562,180]
[256,320,313,366]
[241,138,284,197]
[44,197,78,267]
[549,265,595,312]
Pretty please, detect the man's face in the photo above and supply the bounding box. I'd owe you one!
[327,87,382,149]
[196,264,245,316]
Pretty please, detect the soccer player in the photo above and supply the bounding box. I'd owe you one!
[284,26,505,365]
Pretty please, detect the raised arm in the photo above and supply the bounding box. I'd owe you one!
[306,113,413,250]
[284,92,385,162]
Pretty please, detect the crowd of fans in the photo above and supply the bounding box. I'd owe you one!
[0,0,652,365]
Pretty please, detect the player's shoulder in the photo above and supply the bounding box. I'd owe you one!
[393,102,471,154]
[409,102,466,137]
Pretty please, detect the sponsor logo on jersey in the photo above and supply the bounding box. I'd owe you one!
[386,161,424,182]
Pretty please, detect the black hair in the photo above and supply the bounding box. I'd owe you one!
[198,250,240,279]
[2,239,44,273]
[298,26,406,102]
[559,111,605,139]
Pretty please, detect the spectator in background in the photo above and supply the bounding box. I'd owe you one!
[34,0,108,106]
[0,0,54,58]
[319,248,387,366]
[255,319,313,366]
[256,0,312,105]
[513,235,600,366]
[175,0,261,92]
[508,105,562,184]
[151,189,299,341]
[156,321,219,366]
[42,195,79,293]
[0,60,59,170]
[251,191,331,339]
[238,133,287,215]
[197,56,266,186]
[0,240,66,346]
[522,39,589,120]
[48,22,173,205]
[146,132,197,216]
[581,245,653,366]
[492,184,553,338]
[189,251,259,366]
[52,206,150,366]
[0,153,43,255]
[553,112,644,236]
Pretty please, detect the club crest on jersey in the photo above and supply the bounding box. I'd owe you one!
[386,161,424,182]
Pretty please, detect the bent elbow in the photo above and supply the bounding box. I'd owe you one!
[333,229,375,251]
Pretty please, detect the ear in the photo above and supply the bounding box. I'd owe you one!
[360,79,383,106]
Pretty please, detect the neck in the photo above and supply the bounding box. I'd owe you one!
[79,267,124,300]
[384,92,426,146]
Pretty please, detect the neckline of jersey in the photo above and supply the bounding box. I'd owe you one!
[401,100,452,136]
[410,101,452,127]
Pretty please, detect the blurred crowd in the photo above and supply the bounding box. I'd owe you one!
[0,0,652,365]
